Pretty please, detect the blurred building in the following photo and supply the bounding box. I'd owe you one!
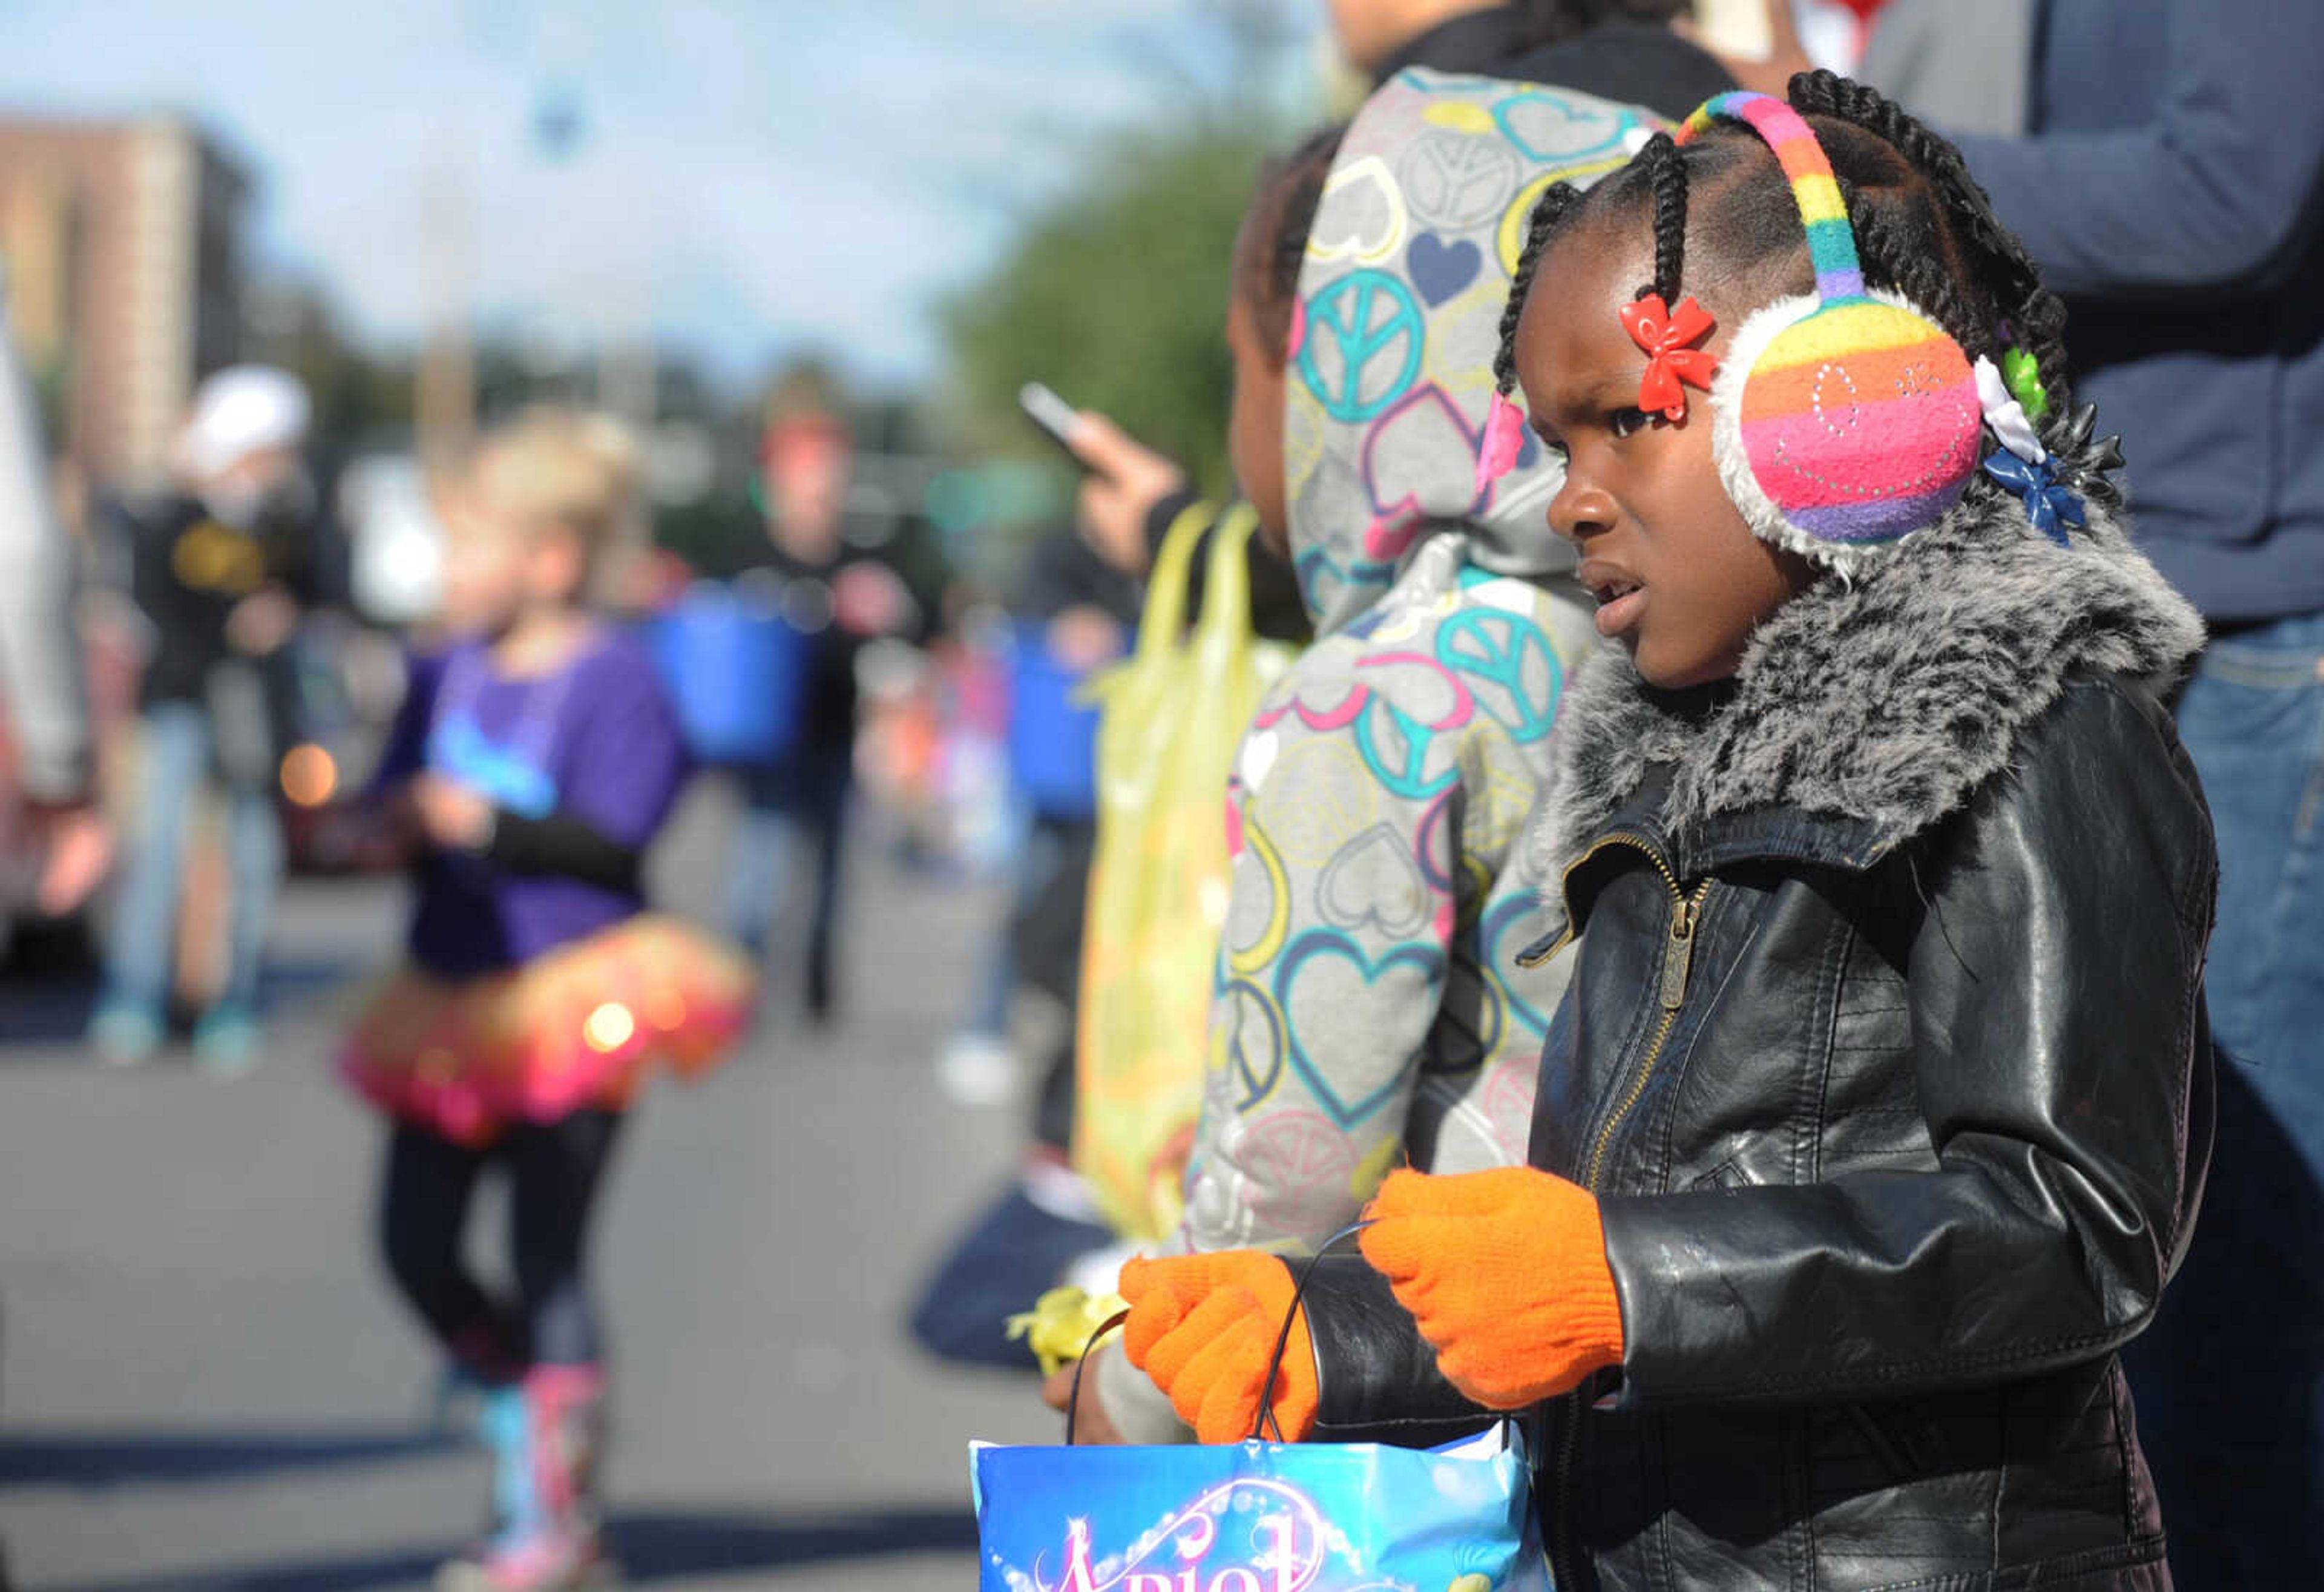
[0,114,251,499]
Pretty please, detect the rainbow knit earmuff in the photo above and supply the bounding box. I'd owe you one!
[1676,92,1983,566]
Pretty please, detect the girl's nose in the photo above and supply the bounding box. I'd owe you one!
[1548,473,1615,545]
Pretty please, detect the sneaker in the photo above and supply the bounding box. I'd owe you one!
[191,1007,264,1077]
[936,1033,1022,1108]
[88,1004,165,1068]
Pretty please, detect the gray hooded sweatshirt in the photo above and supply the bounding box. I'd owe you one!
[1179,70,1655,1258]
[1097,69,1660,1440]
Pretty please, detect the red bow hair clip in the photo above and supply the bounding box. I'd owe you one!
[1618,294,1719,423]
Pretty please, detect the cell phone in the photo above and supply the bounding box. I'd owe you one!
[1019,381,1088,467]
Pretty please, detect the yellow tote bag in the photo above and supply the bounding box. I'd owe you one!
[1074,502,1288,1242]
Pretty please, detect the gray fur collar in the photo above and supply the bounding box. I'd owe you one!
[1524,482,2205,892]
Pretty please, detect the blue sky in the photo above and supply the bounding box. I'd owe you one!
[0,0,1326,384]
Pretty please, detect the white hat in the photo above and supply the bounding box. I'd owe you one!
[179,365,312,481]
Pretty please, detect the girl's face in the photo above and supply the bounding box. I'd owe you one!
[436,479,585,637]
[437,485,529,637]
[1227,277,1291,560]
[1515,221,1811,689]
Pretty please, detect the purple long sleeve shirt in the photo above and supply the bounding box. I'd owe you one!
[377,630,691,979]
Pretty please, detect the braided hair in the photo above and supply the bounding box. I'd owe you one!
[1779,71,2104,499]
[1491,74,2097,500]
[1489,125,1772,400]
[1493,180,1586,395]
[1784,71,2071,417]
[1639,130,1689,303]
[1238,123,1348,363]
[1491,132,1687,390]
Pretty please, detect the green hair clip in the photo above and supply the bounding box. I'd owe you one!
[2001,347,2050,423]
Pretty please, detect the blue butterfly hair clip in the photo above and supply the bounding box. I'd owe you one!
[1981,451,2084,548]
[1974,355,2086,548]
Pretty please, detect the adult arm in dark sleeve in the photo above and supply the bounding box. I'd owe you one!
[1502,20,1735,126]
[1950,0,2324,299]
[1018,527,1124,623]
[1140,485,1207,571]
[1601,680,2216,1407]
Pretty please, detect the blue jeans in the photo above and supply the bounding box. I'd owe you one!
[960,809,1080,1042]
[99,700,284,1019]
[2176,613,2324,1165]
[2119,611,2324,1580]
[723,748,851,1005]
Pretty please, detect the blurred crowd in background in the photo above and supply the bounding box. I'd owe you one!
[0,0,1991,1074]
[1,0,2320,1588]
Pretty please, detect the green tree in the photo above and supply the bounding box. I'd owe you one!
[939,120,1277,498]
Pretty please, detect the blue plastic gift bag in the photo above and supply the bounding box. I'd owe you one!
[1006,622,1105,821]
[646,577,810,768]
[969,1422,1548,1592]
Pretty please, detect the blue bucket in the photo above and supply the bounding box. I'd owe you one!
[1006,622,1103,820]
[647,579,811,768]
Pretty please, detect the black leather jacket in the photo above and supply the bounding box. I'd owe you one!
[1301,674,2217,1590]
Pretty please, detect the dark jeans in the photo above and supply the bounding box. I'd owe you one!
[724,747,852,1014]
[378,1110,623,1370]
[2123,611,2324,1582]
[1014,817,1097,1153]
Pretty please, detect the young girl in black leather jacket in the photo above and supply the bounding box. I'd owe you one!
[1115,74,2216,1591]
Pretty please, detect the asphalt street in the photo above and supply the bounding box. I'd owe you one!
[0,781,1058,1591]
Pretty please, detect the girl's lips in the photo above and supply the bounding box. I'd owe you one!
[1594,585,1646,640]
[1580,561,1648,641]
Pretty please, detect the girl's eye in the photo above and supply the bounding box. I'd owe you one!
[1609,407,1652,439]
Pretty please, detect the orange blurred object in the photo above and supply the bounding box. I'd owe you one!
[32,805,112,916]
[279,742,338,808]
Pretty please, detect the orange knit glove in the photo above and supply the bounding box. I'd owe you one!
[1358,1166,1625,1409]
[1119,1252,1316,1444]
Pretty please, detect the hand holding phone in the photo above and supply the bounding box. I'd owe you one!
[1019,381,1086,464]
[1022,384,1178,492]
[1025,387,1188,576]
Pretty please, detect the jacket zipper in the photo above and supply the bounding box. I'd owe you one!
[1541,833,1713,1591]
